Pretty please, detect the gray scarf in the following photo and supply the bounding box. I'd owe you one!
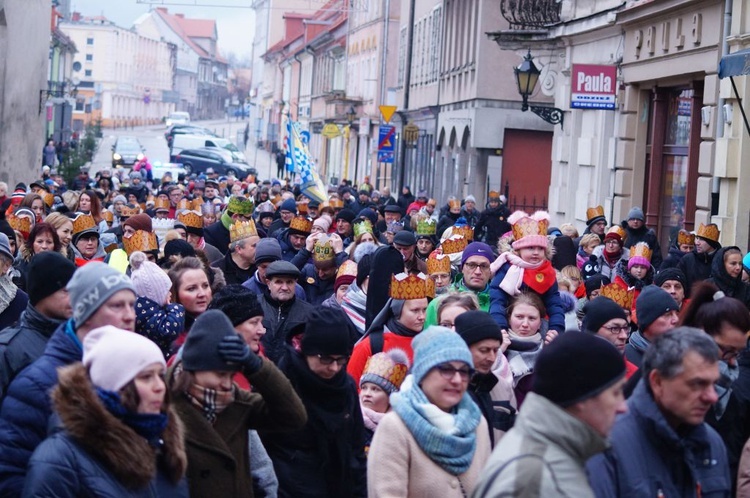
[0,274,18,314]
[714,360,739,420]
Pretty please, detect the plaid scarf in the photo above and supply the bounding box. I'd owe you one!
[505,331,543,386]
[185,382,236,424]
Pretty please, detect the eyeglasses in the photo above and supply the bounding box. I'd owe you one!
[316,354,350,366]
[601,324,630,334]
[463,262,490,272]
[434,363,474,381]
[438,321,455,328]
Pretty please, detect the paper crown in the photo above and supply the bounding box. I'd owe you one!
[387,221,404,233]
[354,219,373,238]
[7,213,32,236]
[154,198,170,211]
[427,251,451,275]
[256,200,275,214]
[296,201,309,215]
[390,272,434,300]
[441,234,468,255]
[448,199,461,210]
[488,191,500,199]
[696,223,720,243]
[191,197,204,210]
[102,210,114,223]
[41,192,54,208]
[152,218,174,243]
[72,213,97,235]
[120,205,141,218]
[175,199,191,211]
[146,194,155,205]
[452,224,474,241]
[230,219,259,243]
[361,352,409,393]
[600,284,635,309]
[123,230,158,255]
[677,229,695,246]
[415,216,437,236]
[586,205,605,223]
[509,210,549,241]
[200,202,220,215]
[289,216,312,234]
[630,242,652,262]
[329,198,344,209]
[178,210,203,229]
[336,260,358,279]
[606,225,626,240]
[312,239,336,263]
[227,196,254,216]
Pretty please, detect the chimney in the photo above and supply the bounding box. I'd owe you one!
[72,11,81,22]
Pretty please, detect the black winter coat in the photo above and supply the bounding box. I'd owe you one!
[706,246,750,309]
[259,293,314,364]
[203,219,231,255]
[474,205,511,248]
[659,244,686,271]
[622,221,663,269]
[678,249,716,291]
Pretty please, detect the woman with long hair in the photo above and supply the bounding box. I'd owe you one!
[14,223,61,291]
[19,193,46,222]
[76,190,106,231]
[44,212,75,261]
[168,256,213,354]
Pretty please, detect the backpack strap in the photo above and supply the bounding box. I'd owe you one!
[370,330,384,355]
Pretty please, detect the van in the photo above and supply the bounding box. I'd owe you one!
[166,112,190,128]
[170,134,247,164]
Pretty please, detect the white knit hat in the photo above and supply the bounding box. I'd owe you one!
[129,251,172,305]
[83,326,166,392]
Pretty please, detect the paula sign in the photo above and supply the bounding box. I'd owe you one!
[571,64,617,110]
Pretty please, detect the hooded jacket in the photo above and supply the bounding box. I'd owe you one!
[587,380,731,497]
[622,221,663,269]
[706,246,750,309]
[22,364,188,497]
[473,392,607,498]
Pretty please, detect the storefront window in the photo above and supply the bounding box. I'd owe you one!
[660,89,692,250]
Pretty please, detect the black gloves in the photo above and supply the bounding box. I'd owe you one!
[218,335,263,374]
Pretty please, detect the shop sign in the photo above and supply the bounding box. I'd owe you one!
[322,123,342,139]
[570,64,617,110]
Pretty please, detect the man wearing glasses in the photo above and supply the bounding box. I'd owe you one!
[582,296,639,379]
[625,285,680,369]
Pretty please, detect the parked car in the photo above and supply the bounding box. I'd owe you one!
[151,161,187,186]
[170,134,247,163]
[112,136,145,168]
[165,111,190,128]
[164,125,215,148]
[174,148,257,178]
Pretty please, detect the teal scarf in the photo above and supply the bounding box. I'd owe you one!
[391,381,481,475]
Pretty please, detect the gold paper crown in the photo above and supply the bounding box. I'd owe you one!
[606,225,626,240]
[312,239,336,263]
[696,223,720,243]
[41,192,54,208]
[296,201,308,215]
[146,194,155,204]
[415,217,436,236]
[441,234,468,255]
[452,225,474,241]
[154,198,170,211]
[175,199,191,211]
[191,197,204,210]
[600,284,635,309]
[72,214,97,235]
[677,229,695,246]
[361,353,408,392]
[353,219,373,238]
[123,230,158,255]
[488,190,500,199]
[427,251,451,275]
[511,216,549,241]
[336,260,358,279]
[102,210,114,223]
[630,242,652,262]
[177,210,203,229]
[230,219,259,243]
[139,202,147,211]
[586,205,605,222]
[329,198,344,209]
[289,216,312,234]
[448,199,461,210]
[390,272,434,300]
[120,205,141,218]
[7,214,32,236]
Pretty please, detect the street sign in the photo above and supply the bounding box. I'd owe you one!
[378,125,395,163]
[322,123,342,139]
[379,105,397,124]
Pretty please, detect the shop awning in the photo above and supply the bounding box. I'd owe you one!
[718,48,750,136]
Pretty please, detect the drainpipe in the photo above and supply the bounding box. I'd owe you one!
[397,0,417,192]
[380,0,391,107]
[714,0,732,216]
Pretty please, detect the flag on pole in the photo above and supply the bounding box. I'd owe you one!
[286,117,329,204]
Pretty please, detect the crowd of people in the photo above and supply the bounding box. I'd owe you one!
[0,163,748,497]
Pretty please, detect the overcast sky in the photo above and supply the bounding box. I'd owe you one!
[69,0,255,59]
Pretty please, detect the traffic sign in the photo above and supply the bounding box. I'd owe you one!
[322,123,341,139]
[378,125,395,163]
[379,105,397,124]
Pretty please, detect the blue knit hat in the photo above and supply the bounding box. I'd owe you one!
[410,326,474,384]
[279,198,297,213]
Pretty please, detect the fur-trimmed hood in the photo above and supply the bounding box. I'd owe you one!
[52,363,187,489]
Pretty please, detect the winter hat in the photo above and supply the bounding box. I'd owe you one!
[279,198,297,213]
[83,326,165,392]
[410,325,474,384]
[533,331,625,407]
[356,253,373,288]
[465,195,476,204]
[335,208,356,224]
[654,267,688,290]
[300,307,356,356]
[584,274,610,299]
[636,285,679,332]
[255,238,282,265]
[406,202,422,215]
[122,213,152,233]
[209,284,263,326]
[67,262,135,326]
[581,297,628,333]
[360,349,410,394]
[27,251,76,306]
[183,309,240,372]
[334,260,357,292]
[455,311,502,346]
[393,230,416,246]
[312,215,332,233]
[357,208,378,227]
[0,233,13,261]
[627,207,645,222]
[113,195,127,205]
[509,210,550,250]
[163,239,196,261]
[460,241,494,267]
[129,251,172,305]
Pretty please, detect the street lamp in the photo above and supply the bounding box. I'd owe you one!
[514,50,564,127]
[346,105,356,125]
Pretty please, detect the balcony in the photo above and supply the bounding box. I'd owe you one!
[500,0,561,30]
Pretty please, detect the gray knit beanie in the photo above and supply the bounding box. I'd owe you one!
[67,262,135,326]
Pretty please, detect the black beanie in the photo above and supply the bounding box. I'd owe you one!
[27,252,76,306]
[163,239,196,260]
[300,307,355,356]
[455,310,502,346]
[183,310,240,372]
[654,268,687,293]
[635,285,679,333]
[357,253,372,288]
[581,297,628,333]
[533,332,625,407]
[335,209,356,224]
[210,285,263,326]
[584,274,610,299]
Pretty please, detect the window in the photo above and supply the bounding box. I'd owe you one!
[85,54,93,61]
[84,69,92,77]
[86,37,94,45]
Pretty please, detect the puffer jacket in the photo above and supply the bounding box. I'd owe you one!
[473,392,607,498]
[0,321,82,496]
[22,364,188,497]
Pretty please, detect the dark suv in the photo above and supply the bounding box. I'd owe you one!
[112,137,144,168]
[174,148,257,177]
